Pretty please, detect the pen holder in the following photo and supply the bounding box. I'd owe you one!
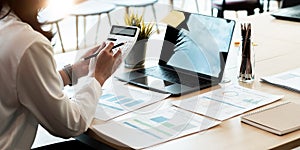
[125,40,147,69]
[238,23,255,82]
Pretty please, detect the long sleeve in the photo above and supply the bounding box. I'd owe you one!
[16,38,102,138]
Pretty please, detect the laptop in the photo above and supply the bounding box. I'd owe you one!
[116,11,236,96]
[271,4,300,22]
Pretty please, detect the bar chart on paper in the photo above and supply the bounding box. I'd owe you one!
[95,86,170,121]
[172,85,283,120]
[261,67,300,93]
[93,107,220,149]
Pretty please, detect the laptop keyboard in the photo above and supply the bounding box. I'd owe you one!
[142,67,180,82]
[137,67,211,87]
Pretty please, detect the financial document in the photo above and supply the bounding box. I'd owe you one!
[94,85,170,120]
[93,106,220,149]
[172,85,283,121]
[63,82,170,121]
[261,68,300,93]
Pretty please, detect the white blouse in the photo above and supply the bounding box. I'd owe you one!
[0,8,102,149]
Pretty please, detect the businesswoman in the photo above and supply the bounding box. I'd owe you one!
[0,0,122,149]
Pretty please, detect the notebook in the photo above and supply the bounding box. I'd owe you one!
[241,102,300,135]
[116,11,236,96]
[271,4,300,22]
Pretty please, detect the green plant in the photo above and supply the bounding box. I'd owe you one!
[124,12,155,40]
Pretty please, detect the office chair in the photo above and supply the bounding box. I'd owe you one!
[70,1,116,49]
[211,0,264,18]
[266,0,282,11]
[281,0,300,8]
[169,0,200,13]
[110,0,160,33]
[38,7,67,52]
[265,0,300,11]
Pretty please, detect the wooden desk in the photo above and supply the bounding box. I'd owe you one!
[75,13,300,150]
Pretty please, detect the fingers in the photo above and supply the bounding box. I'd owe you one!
[98,42,122,63]
[91,42,106,52]
[103,42,114,53]
[113,49,122,67]
[101,42,123,58]
[84,42,106,59]
[92,42,123,85]
[90,46,99,54]
[113,48,122,59]
[90,43,102,53]
[98,42,106,51]
[92,42,106,54]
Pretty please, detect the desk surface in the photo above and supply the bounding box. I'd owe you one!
[75,13,300,150]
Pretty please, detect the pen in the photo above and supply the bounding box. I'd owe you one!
[82,42,126,61]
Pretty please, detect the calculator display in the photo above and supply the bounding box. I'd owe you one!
[110,25,137,37]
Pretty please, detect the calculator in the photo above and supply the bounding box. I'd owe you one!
[107,25,140,58]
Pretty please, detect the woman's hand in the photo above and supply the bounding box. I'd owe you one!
[59,43,107,86]
[93,42,122,85]
[72,43,106,79]
[62,42,122,86]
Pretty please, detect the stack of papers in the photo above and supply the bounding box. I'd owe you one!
[91,84,283,149]
[95,84,170,121]
[172,85,283,121]
[261,68,300,93]
[93,107,220,149]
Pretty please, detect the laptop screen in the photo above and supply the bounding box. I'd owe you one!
[159,12,235,78]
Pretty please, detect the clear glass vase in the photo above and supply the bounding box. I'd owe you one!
[238,38,255,83]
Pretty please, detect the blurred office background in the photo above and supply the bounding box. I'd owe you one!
[39,0,282,54]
